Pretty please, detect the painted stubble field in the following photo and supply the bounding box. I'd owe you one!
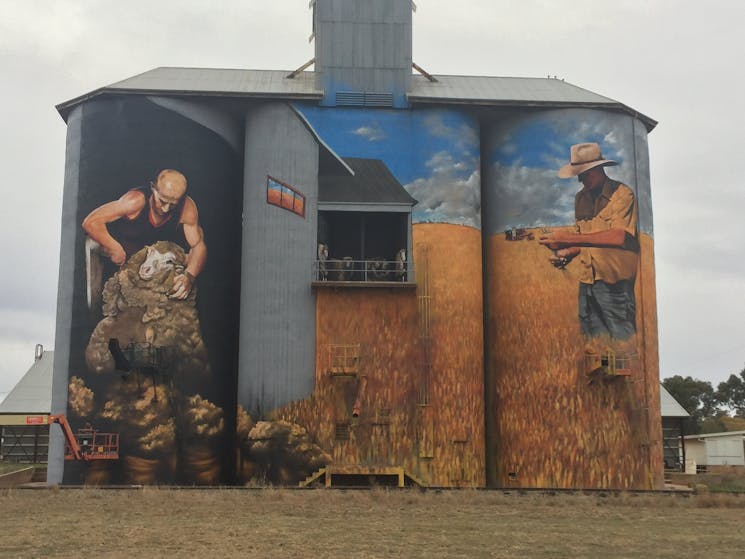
[2,488,745,558]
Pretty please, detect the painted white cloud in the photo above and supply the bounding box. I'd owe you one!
[352,125,386,142]
[485,162,577,233]
[422,113,479,152]
[405,151,481,228]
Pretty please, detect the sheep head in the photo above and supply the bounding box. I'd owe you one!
[139,245,182,281]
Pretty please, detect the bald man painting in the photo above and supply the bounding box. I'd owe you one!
[82,169,206,299]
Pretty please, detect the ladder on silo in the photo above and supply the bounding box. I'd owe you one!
[415,243,434,463]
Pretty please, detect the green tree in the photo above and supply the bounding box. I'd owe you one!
[662,375,717,434]
[700,412,727,434]
[720,415,745,431]
[716,367,745,418]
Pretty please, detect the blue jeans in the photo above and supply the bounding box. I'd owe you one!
[578,280,636,340]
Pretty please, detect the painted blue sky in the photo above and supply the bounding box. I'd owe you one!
[485,109,652,236]
[295,104,482,228]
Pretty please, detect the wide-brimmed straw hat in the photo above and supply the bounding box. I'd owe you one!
[557,143,617,178]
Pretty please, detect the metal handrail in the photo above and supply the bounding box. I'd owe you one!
[313,258,412,282]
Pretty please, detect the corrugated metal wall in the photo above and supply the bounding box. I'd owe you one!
[238,102,319,417]
[314,0,412,107]
[48,105,83,485]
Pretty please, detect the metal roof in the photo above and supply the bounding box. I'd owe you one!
[320,158,417,206]
[409,74,609,103]
[56,67,656,130]
[55,68,322,119]
[660,383,690,418]
[0,350,53,415]
[408,74,656,131]
[684,430,745,440]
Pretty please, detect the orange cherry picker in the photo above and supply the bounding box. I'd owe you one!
[47,415,119,461]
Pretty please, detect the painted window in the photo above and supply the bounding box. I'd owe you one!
[267,176,305,218]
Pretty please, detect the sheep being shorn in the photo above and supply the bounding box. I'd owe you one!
[86,241,208,379]
[138,244,180,280]
[83,241,224,484]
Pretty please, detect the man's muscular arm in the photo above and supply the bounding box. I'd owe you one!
[82,190,146,266]
[171,197,207,300]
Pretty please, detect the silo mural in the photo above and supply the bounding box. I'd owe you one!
[60,96,243,484]
[234,105,486,487]
[482,109,662,489]
[48,2,666,490]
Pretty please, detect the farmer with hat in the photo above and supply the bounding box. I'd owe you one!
[539,142,639,340]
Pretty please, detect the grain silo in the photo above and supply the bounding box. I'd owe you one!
[482,109,661,489]
[48,0,661,489]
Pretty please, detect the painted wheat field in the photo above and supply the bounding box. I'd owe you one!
[274,223,486,488]
[487,229,662,489]
[236,223,661,490]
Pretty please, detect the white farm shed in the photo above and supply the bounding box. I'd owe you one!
[684,431,745,468]
[660,384,689,471]
[0,346,53,463]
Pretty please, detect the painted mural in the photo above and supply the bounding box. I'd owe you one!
[63,97,242,485]
[49,0,666,490]
[295,104,481,228]
[483,109,662,489]
[57,99,661,489]
[233,105,486,487]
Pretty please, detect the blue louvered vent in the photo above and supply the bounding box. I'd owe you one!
[335,91,395,107]
[336,91,365,106]
[364,92,394,107]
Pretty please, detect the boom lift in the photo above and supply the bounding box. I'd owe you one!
[48,415,119,461]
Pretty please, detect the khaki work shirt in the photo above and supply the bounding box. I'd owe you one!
[575,179,638,285]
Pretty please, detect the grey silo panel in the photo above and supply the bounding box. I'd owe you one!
[632,119,653,236]
[315,0,412,103]
[352,24,375,67]
[338,23,357,68]
[378,23,403,68]
[48,106,83,485]
[319,0,410,24]
[388,23,413,69]
[238,102,319,417]
[320,23,411,71]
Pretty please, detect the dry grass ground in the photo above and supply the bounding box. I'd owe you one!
[1,488,744,558]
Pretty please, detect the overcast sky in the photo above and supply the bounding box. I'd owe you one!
[1,0,744,396]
